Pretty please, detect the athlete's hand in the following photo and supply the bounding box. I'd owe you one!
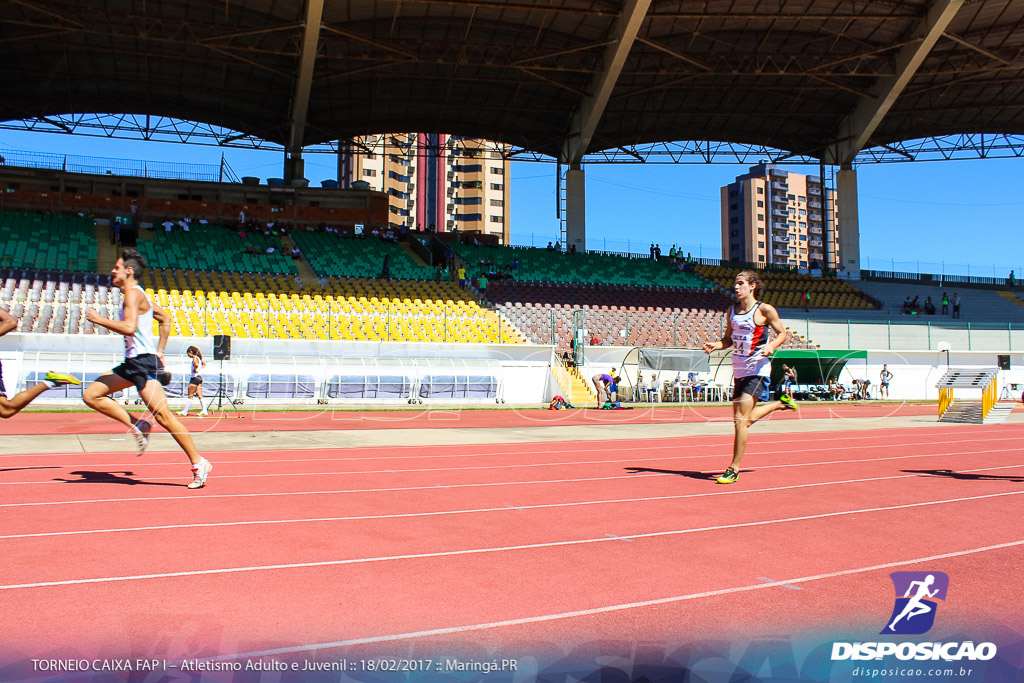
[702,341,719,355]
[760,346,774,358]
[85,308,102,323]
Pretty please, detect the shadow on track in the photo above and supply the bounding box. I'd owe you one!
[902,468,1024,483]
[54,470,186,487]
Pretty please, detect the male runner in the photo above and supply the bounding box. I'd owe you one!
[83,249,212,488]
[703,270,798,485]
[0,308,80,418]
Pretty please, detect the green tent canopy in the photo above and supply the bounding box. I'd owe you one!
[770,349,868,386]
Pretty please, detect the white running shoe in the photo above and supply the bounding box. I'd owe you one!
[177,409,188,417]
[131,420,152,456]
[198,410,208,417]
[188,458,213,489]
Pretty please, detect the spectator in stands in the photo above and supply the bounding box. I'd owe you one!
[942,292,950,315]
[0,309,80,418]
[952,292,961,319]
[554,240,561,251]
[635,373,644,401]
[569,243,577,254]
[670,373,683,400]
[802,292,811,312]
[1010,270,1016,287]
[380,254,390,280]
[478,274,488,294]
[238,210,245,226]
[265,246,276,255]
[457,266,466,286]
[924,296,936,315]
[650,243,655,259]
[879,364,893,399]
[245,244,257,255]
[590,334,601,346]
[83,248,212,489]
[290,247,301,259]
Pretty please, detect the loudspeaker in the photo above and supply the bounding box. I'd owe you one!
[997,354,1010,370]
[213,334,231,361]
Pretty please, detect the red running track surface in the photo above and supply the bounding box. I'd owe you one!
[1,422,1022,669]
[1,402,939,435]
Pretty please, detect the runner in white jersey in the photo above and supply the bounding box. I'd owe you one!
[703,270,798,485]
[83,248,213,489]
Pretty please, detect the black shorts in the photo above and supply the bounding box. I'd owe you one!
[112,354,162,393]
[733,375,770,402]
[189,376,204,386]
[0,358,5,396]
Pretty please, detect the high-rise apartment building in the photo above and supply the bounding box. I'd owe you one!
[339,133,510,243]
[720,164,839,270]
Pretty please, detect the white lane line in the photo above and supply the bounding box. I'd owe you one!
[1,425,1016,463]
[4,464,1021,541]
[2,490,1019,591]
[204,540,1024,659]
[5,442,1021,488]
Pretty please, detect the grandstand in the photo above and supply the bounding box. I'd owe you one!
[0,211,98,272]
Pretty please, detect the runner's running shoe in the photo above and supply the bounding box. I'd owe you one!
[44,371,80,386]
[130,420,152,456]
[716,467,739,485]
[188,458,213,489]
[780,395,799,411]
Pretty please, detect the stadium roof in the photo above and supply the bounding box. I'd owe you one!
[3,0,1024,164]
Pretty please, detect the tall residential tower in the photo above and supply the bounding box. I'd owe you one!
[721,164,839,270]
[339,134,510,242]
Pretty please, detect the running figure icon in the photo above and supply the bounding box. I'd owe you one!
[888,574,939,631]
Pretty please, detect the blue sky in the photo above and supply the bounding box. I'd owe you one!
[2,130,1021,278]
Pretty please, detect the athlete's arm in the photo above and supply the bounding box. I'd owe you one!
[703,310,732,354]
[151,301,173,360]
[756,303,788,357]
[86,287,141,336]
[0,308,18,336]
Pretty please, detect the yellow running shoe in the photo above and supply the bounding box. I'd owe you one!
[716,467,739,484]
[44,371,81,386]
[779,395,799,411]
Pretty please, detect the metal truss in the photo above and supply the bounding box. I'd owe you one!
[3,115,1024,166]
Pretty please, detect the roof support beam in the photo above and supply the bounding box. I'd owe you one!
[826,0,964,166]
[562,0,651,165]
[286,0,325,173]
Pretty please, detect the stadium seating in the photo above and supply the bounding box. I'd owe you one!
[136,223,297,274]
[292,231,436,280]
[0,211,97,272]
[0,268,527,344]
[693,263,879,310]
[452,243,711,288]
[487,280,813,352]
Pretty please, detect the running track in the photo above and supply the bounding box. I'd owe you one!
[2,418,1023,678]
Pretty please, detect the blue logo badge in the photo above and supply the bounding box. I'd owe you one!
[881,571,949,635]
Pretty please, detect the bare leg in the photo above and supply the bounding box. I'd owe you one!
[728,395,789,470]
[83,375,142,428]
[138,380,202,466]
[0,382,52,419]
